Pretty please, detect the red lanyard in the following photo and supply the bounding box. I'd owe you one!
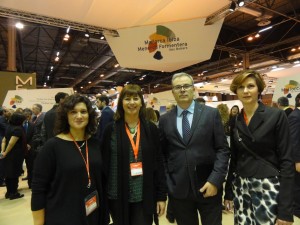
[125,121,140,161]
[69,133,91,188]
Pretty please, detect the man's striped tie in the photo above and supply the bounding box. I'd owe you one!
[182,110,191,144]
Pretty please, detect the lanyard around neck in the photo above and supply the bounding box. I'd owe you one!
[69,133,91,188]
[125,121,140,161]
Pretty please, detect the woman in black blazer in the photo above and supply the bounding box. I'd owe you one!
[224,70,294,225]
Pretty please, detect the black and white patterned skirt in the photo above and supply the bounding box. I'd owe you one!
[232,176,280,225]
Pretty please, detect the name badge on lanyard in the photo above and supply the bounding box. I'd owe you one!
[125,121,143,177]
[84,190,99,216]
[130,162,143,176]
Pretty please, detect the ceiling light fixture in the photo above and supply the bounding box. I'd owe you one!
[54,56,59,62]
[66,26,70,34]
[258,26,273,33]
[229,2,236,12]
[237,0,245,7]
[85,30,90,38]
[247,36,254,41]
[15,22,24,29]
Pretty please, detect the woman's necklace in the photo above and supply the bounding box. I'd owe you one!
[127,123,138,134]
[77,141,85,149]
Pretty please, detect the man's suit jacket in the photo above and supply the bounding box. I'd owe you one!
[32,112,45,150]
[288,107,300,162]
[25,121,35,148]
[42,105,58,142]
[159,101,229,199]
[95,106,114,143]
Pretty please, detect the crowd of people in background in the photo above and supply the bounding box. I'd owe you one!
[0,69,299,225]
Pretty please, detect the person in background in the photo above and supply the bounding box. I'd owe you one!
[145,107,158,125]
[22,108,35,188]
[154,110,160,122]
[195,97,206,105]
[217,103,230,137]
[0,112,26,199]
[166,103,176,112]
[224,70,294,225]
[31,94,108,225]
[41,92,69,143]
[277,96,293,117]
[31,103,45,153]
[102,84,167,225]
[228,105,240,134]
[0,107,8,187]
[288,93,300,219]
[95,95,114,144]
[159,72,229,225]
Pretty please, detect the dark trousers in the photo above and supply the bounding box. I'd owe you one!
[170,192,222,225]
[0,159,5,183]
[5,177,19,194]
[25,150,36,188]
[294,172,300,218]
[108,200,153,225]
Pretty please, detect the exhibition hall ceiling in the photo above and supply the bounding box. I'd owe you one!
[0,0,299,95]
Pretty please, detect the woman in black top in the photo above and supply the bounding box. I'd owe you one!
[102,84,167,225]
[31,94,109,225]
[0,112,26,199]
[224,70,294,225]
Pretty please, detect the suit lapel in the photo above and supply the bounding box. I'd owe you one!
[170,107,183,143]
[236,103,265,139]
[248,103,265,133]
[190,102,204,138]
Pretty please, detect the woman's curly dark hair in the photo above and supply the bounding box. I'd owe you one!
[54,94,97,135]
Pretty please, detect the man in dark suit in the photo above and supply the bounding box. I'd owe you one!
[277,96,293,117]
[159,72,230,225]
[95,95,114,143]
[41,92,69,143]
[288,93,300,218]
[22,108,35,188]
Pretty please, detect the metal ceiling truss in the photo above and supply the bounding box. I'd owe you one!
[0,6,119,36]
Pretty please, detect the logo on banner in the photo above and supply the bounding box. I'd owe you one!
[9,95,23,108]
[137,25,188,60]
[281,80,300,98]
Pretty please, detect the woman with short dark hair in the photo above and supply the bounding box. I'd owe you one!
[0,112,26,199]
[224,70,294,225]
[31,94,108,225]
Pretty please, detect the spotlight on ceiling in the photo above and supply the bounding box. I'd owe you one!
[229,2,236,12]
[15,22,24,29]
[84,30,90,38]
[237,0,245,7]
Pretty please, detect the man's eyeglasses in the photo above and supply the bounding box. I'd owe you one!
[172,84,193,92]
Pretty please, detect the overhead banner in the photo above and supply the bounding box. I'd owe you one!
[0,71,36,105]
[3,88,74,111]
[105,18,223,72]
[272,72,300,105]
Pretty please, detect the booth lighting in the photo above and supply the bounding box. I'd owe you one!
[15,22,24,29]
[237,0,245,7]
[229,2,236,12]
[258,26,273,33]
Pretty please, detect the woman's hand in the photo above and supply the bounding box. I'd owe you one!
[156,201,166,217]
